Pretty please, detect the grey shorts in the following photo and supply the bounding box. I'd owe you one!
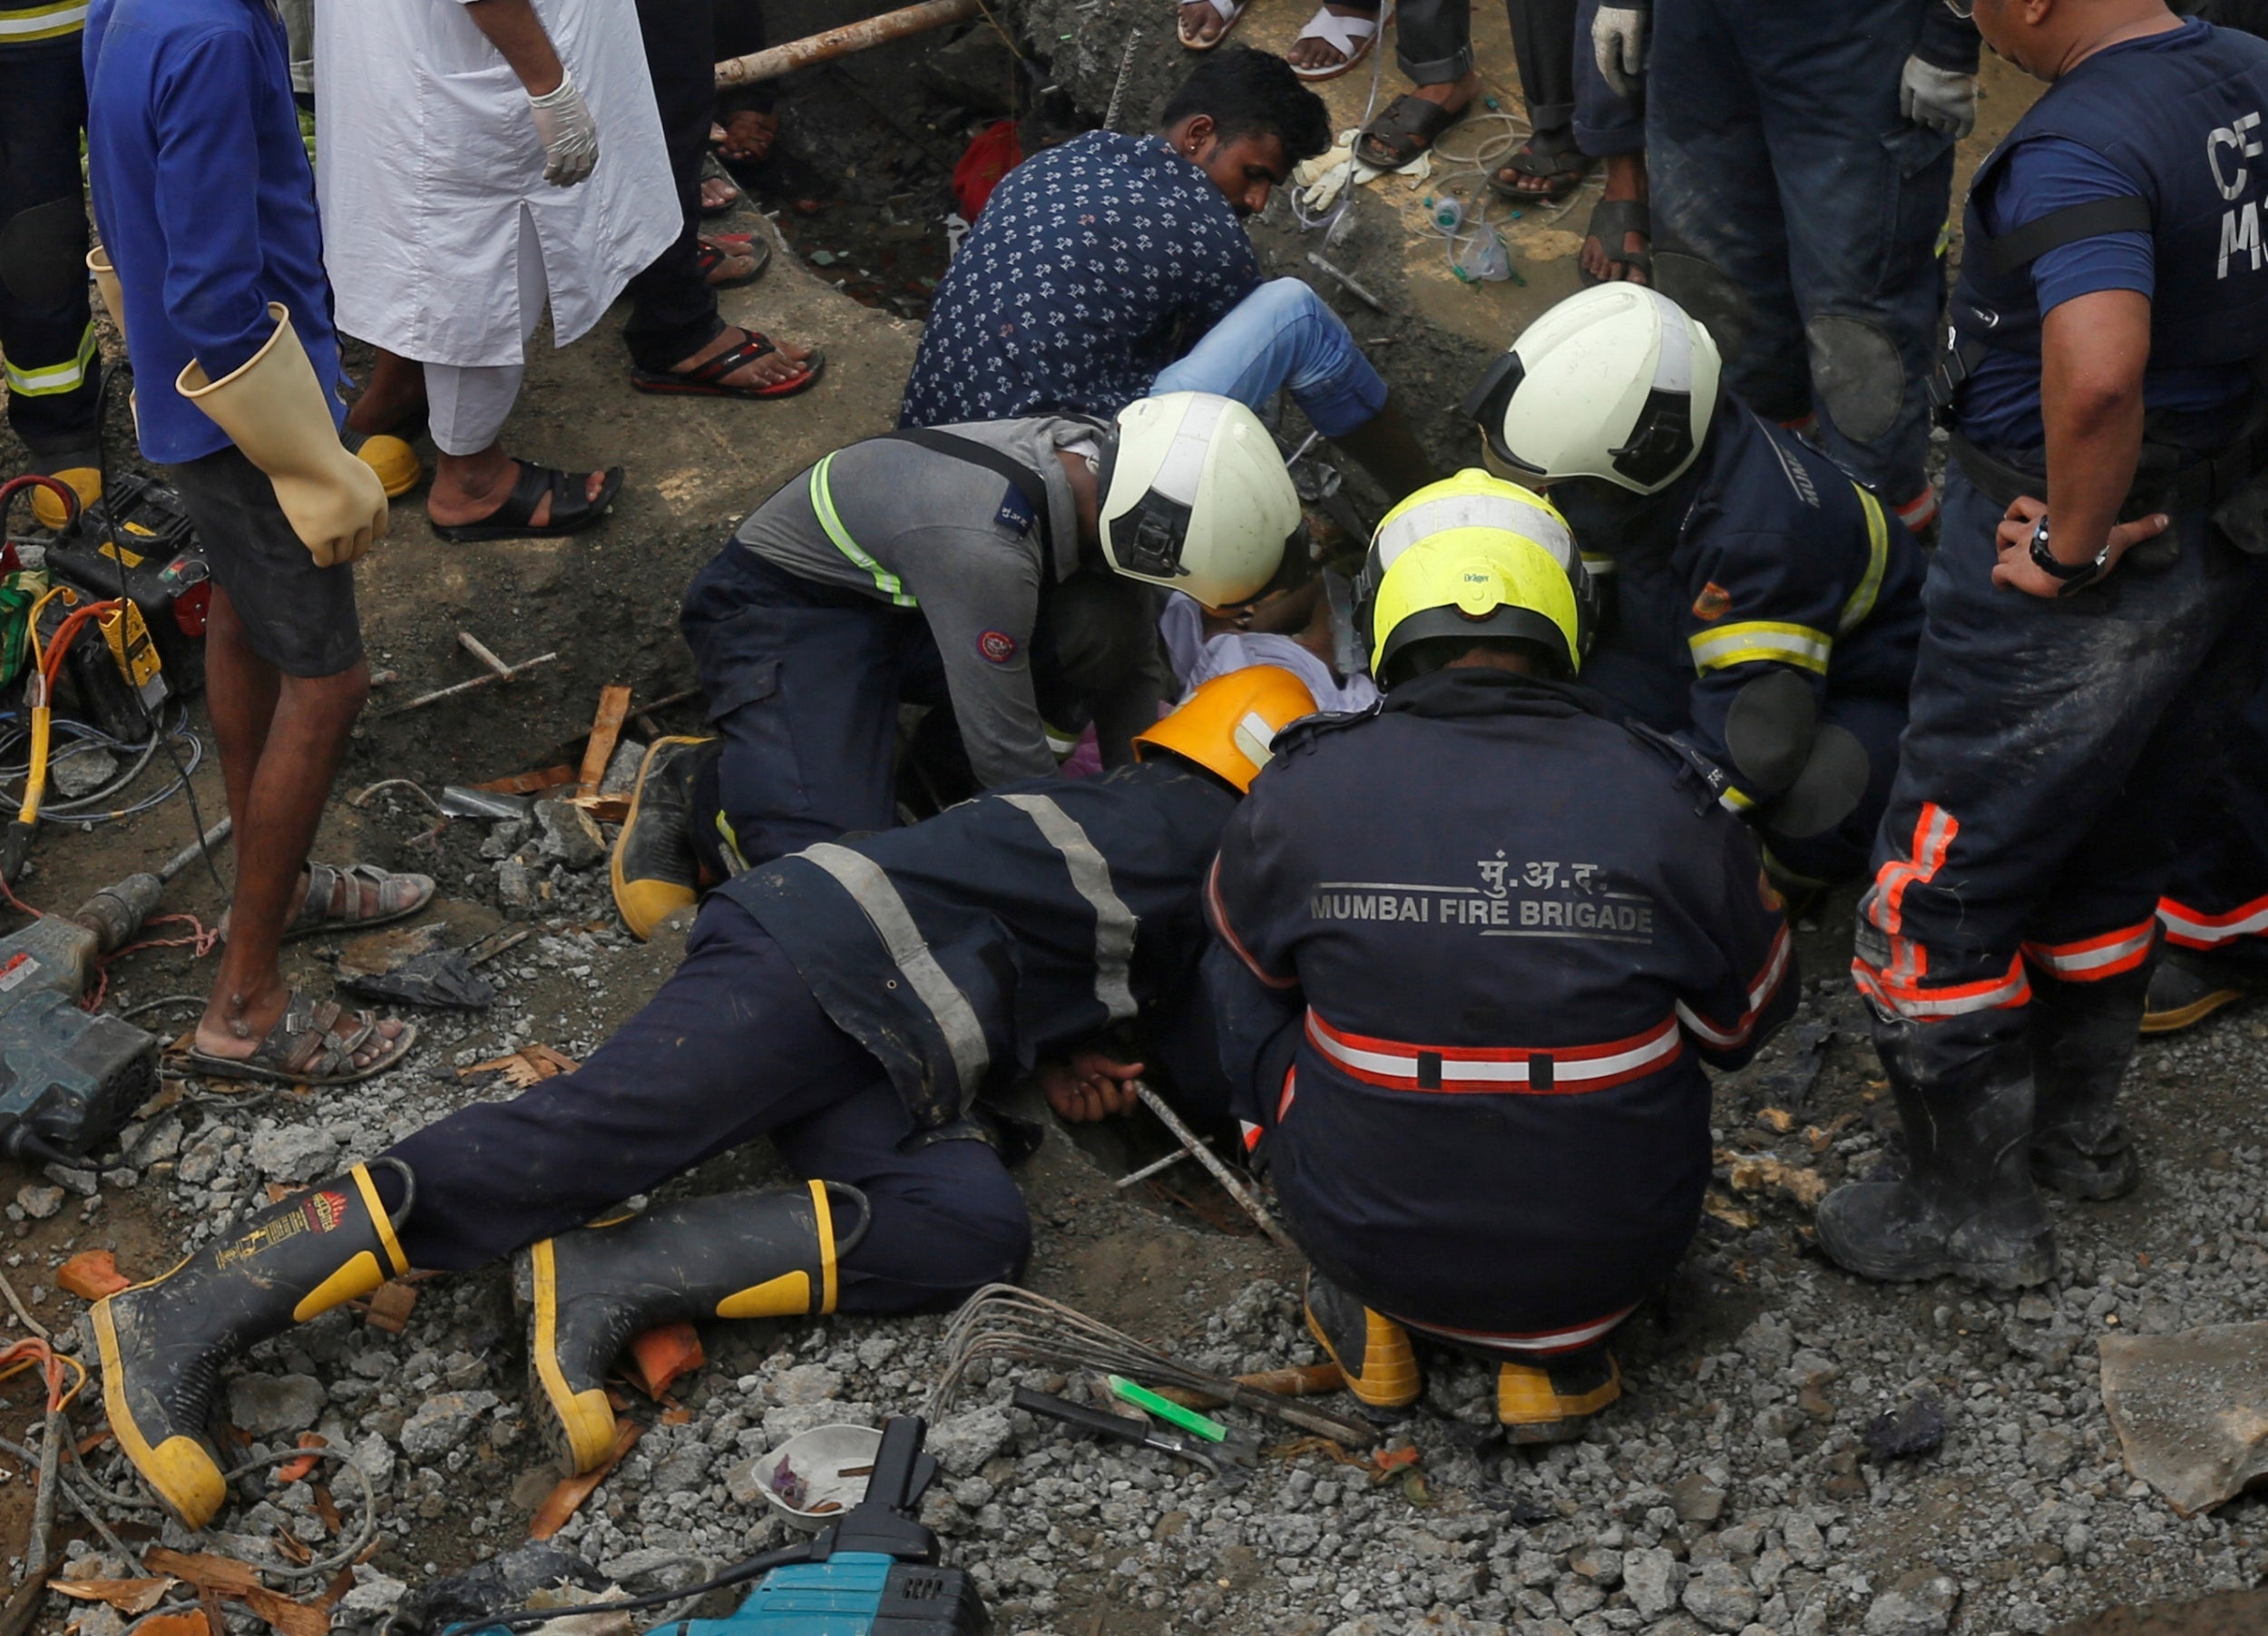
[163,445,364,679]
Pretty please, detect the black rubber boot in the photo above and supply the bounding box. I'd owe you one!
[519,1181,870,1472]
[2029,957,2150,1200]
[93,1161,413,1526]
[2141,946,2255,1035]
[1815,1022,2058,1289]
[1496,1344,1622,1444]
[1303,1270,1421,1410]
[610,736,716,940]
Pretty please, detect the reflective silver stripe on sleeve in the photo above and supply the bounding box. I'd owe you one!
[800,843,991,1091]
[999,793,1139,1021]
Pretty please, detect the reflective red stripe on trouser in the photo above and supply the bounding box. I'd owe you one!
[2158,890,2268,950]
[1853,803,2035,1019]
[1400,1305,1637,1359]
[2022,919,2157,982]
[1305,1010,1682,1093]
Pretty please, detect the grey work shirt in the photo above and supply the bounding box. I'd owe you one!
[731,415,1100,789]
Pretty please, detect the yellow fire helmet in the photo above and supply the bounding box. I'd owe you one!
[1133,663,1321,793]
[1360,469,1595,670]
[1370,526,1585,689]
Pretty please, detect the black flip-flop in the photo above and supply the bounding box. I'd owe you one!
[1579,197,1652,287]
[1354,93,1466,171]
[1488,132,1596,205]
[697,236,770,289]
[630,328,826,401]
[428,462,623,543]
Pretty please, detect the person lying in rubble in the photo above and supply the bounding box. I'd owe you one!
[93,667,1321,1531]
[608,389,1307,938]
[900,47,1439,505]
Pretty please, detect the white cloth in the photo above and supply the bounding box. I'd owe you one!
[423,209,547,453]
[1158,593,1380,714]
[313,0,678,367]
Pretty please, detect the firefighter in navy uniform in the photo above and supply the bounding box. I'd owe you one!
[1818,0,2268,1290]
[1461,285,1925,888]
[89,667,1318,1527]
[1206,483,1796,1440]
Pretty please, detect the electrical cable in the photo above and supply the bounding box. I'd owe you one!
[434,1544,817,1636]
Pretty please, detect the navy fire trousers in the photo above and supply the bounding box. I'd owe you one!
[382,897,1031,1311]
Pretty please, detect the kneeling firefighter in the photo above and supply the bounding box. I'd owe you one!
[1206,475,1796,1440]
[1461,284,1926,888]
[95,666,1321,1527]
[613,390,1308,937]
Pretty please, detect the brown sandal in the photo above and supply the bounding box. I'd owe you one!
[220,861,436,943]
[184,990,417,1087]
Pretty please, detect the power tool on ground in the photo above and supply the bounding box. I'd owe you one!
[448,1416,988,1636]
[0,817,231,1170]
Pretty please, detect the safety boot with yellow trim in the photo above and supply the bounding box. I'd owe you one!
[517,1181,869,1474]
[610,736,716,941]
[93,1161,412,1528]
[1496,1345,1621,1444]
[1303,1271,1421,1410]
[2141,948,2253,1036]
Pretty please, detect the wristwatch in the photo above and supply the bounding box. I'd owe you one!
[2028,515,2111,595]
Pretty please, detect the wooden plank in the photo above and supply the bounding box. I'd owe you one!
[577,685,634,799]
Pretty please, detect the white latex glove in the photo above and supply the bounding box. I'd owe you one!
[528,69,599,187]
[1593,6,1647,98]
[1899,54,1977,141]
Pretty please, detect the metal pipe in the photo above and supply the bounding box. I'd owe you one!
[716,0,983,88]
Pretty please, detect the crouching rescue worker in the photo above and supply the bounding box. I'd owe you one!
[611,389,1305,936]
[1462,285,1925,887]
[1206,482,1795,1441]
[93,667,1321,1527]
[1819,0,2268,1289]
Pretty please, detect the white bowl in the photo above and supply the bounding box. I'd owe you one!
[754,1423,885,1530]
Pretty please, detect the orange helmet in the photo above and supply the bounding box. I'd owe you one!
[1133,665,1320,792]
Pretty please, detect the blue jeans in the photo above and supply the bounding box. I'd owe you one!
[1647,0,1953,503]
[1154,278,1388,440]
[386,898,1031,1310]
[1573,0,1644,158]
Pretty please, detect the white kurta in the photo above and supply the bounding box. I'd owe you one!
[314,0,678,367]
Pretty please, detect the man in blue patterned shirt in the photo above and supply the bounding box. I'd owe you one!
[904,49,1436,501]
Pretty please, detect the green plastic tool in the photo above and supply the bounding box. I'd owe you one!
[1108,1375,1227,1443]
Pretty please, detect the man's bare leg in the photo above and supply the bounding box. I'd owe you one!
[193,588,403,1068]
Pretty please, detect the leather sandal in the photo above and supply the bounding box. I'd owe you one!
[1579,196,1652,286]
[1355,93,1467,171]
[630,328,826,401]
[184,990,417,1088]
[1489,130,1596,204]
[218,860,435,944]
[429,461,623,543]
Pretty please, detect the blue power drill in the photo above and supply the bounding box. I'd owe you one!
[452,1417,986,1636]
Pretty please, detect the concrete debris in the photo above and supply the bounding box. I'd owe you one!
[1863,1395,1949,1462]
[15,1182,64,1219]
[400,1390,502,1460]
[533,799,607,870]
[2100,1321,2268,1516]
[226,1372,327,1435]
[248,1121,341,1183]
[1863,1572,1960,1634]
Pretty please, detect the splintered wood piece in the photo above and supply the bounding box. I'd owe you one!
[577,686,635,799]
[627,1323,705,1401]
[46,1581,173,1617]
[458,1044,582,1087]
[529,1420,641,1541]
[271,1434,326,1486]
[54,1251,130,1300]
[470,765,578,797]
[361,1280,419,1334]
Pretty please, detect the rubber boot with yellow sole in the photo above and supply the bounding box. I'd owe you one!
[2141,947,2253,1036]
[518,1181,869,1473]
[1303,1271,1421,1410]
[1497,1346,1622,1444]
[93,1161,412,1526]
[610,736,715,941]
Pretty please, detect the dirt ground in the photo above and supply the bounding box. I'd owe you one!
[0,5,2263,1634]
